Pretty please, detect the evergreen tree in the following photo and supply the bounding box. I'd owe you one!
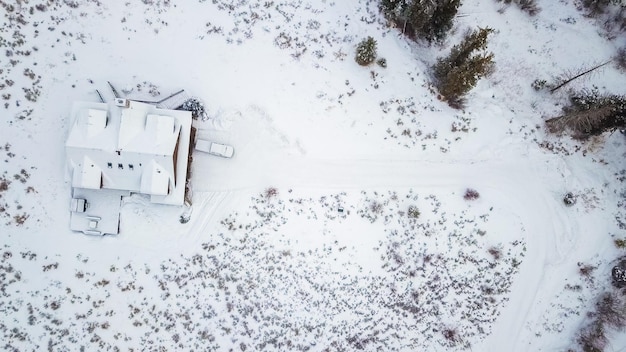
[379,0,460,42]
[355,36,378,66]
[428,0,462,41]
[380,0,411,18]
[546,90,626,139]
[432,27,494,107]
[582,0,614,15]
[180,97,207,120]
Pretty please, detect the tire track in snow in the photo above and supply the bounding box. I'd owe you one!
[183,190,235,247]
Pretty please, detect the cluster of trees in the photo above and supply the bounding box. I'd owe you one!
[379,0,461,42]
[355,0,495,108]
[353,0,624,126]
[377,1,495,108]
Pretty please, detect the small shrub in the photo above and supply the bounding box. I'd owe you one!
[264,187,278,199]
[355,37,377,66]
[407,205,420,219]
[180,97,207,120]
[563,192,577,206]
[376,57,387,68]
[612,263,626,288]
[14,213,28,225]
[463,188,480,200]
[612,257,626,287]
[615,47,626,72]
[577,320,608,352]
[488,247,502,260]
[370,201,383,214]
[63,0,80,8]
[531,79,547,91]
[614,238,626,249]
[578,262,596,278]
[442,327,462,346]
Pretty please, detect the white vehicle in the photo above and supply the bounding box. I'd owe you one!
[195,139,234,158]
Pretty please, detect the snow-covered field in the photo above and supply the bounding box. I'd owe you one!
[1,0,625,350]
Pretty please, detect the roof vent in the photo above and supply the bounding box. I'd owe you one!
[115,98,129,108]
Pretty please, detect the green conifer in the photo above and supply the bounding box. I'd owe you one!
[379,0,460,42]
[432,27,495,107]
[355,37,378,66]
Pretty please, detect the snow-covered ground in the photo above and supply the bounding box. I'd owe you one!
[1,0,625,350]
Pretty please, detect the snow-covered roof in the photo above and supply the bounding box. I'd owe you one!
[140,160,171,196]
[86,109,108,137]
[71,155,102,189]
[66,100,192,206]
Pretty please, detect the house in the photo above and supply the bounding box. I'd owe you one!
[65,99,193,235]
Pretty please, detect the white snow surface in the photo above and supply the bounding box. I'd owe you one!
[1,0,625,351]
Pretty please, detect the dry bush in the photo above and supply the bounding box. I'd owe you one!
[442,327,463,347]
[594,291,626,329]
[495,0,541,15]
[546,90,626,139]
[563,192,577,206]
[446,95,468,110]
[407,205,420,219]
[578,262,596,278]
[463,188,480,201]
[264,187,278,199]
[616,47,626,72]
[488,247,502,260]
[370,201,383,214]
[577,320,608,352]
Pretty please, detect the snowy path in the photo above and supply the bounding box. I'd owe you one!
[190,150,575,351]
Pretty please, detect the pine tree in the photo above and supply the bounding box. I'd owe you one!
[406,1,432,38]
[355,36,378,66]
[181,97,207,120]
[582,0,614,15]
[436,54,494,103]
[427,0,462,41]
[380,0,411,18]
[432,27,494,107]
[379,0,460,42]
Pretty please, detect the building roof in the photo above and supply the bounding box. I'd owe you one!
[66,100,192,207]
